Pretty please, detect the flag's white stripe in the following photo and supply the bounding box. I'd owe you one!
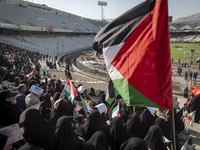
[103,43,124,80]
[64,84,71,94]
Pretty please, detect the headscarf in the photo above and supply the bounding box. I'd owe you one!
[120,137,148,150]
[27,80,36,90]
[126,113,146,139]
[49,98,74,128]
[23,109,53,150]
[154,117,170,140]
[50,116,83,150]
[110,117,131,150]
[39,93,52,120]
[54,82,62,93]
[139,109,156,133]
[144,125,167,150]
[83,110,110,141]
[188,95,200,123]
[86,131,109,150]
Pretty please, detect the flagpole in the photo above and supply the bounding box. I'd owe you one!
[166,0,176,149]
[170,109,176,150]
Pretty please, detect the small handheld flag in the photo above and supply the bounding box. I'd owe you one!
[62,80,78,103]
[80,96,92,111]
[112,102,120,118]
[187,111,196,125]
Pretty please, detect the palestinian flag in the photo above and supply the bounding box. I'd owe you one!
[62,80,78,103]
[187,111,196,125]
[0,74,3,83]
[112,102,120,118]
[80,95,92,111]
[184,109,188,117]
[93,0,173,109]
[11,51,13,55]
[25,71,36,78]
[106,79,119,105]
[191,87,200,96]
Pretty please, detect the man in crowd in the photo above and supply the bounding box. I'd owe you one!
[16,84,27,111]
[25,89,42,108]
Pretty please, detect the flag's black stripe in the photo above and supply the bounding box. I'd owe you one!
[93,0,156,53]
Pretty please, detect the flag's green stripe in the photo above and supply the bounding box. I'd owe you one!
[106,98,115,105]
[63,90,72,102]
[112,104,118,114]
[112,78,162,108]
[81,96,88,111]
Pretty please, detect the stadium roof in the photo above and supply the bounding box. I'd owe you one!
[169,26,177,31]
[179,25,192,30]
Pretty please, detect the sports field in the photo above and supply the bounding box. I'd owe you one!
[170,43,200,61]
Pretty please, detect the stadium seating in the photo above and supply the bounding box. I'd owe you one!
[0,34,95,56]
[0,1,107,32]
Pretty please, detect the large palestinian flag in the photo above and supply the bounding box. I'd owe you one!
[93,0,173,109]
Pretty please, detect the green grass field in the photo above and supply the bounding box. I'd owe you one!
[170,43,200,61]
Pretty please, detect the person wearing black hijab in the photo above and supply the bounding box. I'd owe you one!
[139,109,156,134]
[86,131,109,150]
[39,93,52,120]
[188,94,200,123]
[82,110,110,142]
[144,125,167,150]
[23,109,53,150]
[50,116,83,150]
[27,80,36,90]
[126,113,147,139]
[49,98,74,128]
[154,117,171,140]
[54,81,62,93]
[120,137,148,150]
[50,116,108,150]
[110,117,131,150]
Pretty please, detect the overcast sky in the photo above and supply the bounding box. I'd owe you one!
[25,0,200,21]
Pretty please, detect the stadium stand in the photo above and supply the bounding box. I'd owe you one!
[0,34,94,56]
[0,1,107,32]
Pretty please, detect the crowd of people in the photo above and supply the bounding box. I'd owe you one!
[0,43,200,150]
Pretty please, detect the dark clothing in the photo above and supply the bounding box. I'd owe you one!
[110,117,131,150]
[154,118,170,140]
[23,109,53,150]
[188,95,200,123]
[16,92,26,111]
[120,137,148,150]
[18,143,45,150]
[50,116,83,150]
[144,125,167,150]
[139,109,156,134]
[82,110,110,142]
[0,100,21,126]
[49,99,74,128]
[53,92,61,102]
[126,113,147,139]
[39,100,52,120]
[85,131,108,150]
[46,88,55,97]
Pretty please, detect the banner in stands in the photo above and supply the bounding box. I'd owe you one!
[0,23,95,33]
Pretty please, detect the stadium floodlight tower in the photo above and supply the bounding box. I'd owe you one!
[98,1,107,22]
